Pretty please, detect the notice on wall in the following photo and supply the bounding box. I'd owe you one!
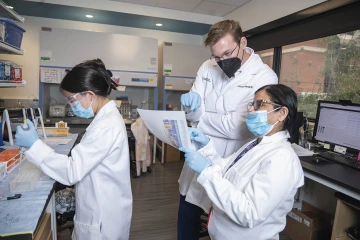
[40,50,52,61]
[40,68,63,84]
[150,57,157,65]
[164,64,172,75]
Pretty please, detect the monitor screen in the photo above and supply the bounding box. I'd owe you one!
[313,101,360,152]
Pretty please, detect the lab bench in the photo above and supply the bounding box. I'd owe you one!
[44,117,136,134]
[0,134,78,240]
[299,156,360,239]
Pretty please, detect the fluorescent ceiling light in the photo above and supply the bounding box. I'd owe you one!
[85,15,93,18]
[156,23,162,26]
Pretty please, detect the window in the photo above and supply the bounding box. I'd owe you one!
[256,49,274,69]
[280,31,360,118]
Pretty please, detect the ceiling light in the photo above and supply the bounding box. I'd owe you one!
[85,15,93,18]
[7,6,13,9]
[156,23,162,26]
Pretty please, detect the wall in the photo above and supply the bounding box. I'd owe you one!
[225,0,326,31]
[0,16,204,99]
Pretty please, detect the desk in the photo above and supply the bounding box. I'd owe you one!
[0,134,78,239]
[300,156,360,201]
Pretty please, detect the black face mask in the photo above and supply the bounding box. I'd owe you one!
[217,57,241,78]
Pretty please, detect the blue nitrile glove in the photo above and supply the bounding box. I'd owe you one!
[15,119,39,148]
[188,127,209,149]
[181,92,201,112]
[179,147,212,174]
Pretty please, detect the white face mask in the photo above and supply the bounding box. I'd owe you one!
[245,108,280,137]
[71,99,94,119]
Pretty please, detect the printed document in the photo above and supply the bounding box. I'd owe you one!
[137,109,194,149]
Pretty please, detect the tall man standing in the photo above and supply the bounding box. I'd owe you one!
[178,20,278,240]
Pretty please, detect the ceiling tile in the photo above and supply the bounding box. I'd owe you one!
[192,1,238,17]
[155,0,203,12]
[208,0,251,7]
[109,0,203,12]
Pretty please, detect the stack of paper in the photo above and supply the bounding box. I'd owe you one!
[291,143,314,156]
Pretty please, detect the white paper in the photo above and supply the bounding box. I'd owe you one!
[291,143,314,156]
[116,86,126,91]
[40,50,52,61]
[40,68,63,83]
[137,109,194,150]
[43,138,72,145]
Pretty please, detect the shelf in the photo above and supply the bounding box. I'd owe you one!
[0,80,26,88]
[0,0,24,23]
[0,41,24,55]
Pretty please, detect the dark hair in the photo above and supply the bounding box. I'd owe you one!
[204,20,244,47]
[60,59,118,97]
[255,84,298,136]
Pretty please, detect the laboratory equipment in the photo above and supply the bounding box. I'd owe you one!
[10,168,42,193]
[19,119,28,163]
[158,42,209,110]
[0,148,22,173]
[39,28,159,114]
[1,109,14,145]
[49,104,66,117]
[0,18,26,48]
[0,193,22,200]
[27,108,47,139]
[0,162,6,181]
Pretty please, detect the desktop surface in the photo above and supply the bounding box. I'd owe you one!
[300,156,360,194]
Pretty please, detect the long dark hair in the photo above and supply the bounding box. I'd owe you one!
[60,59,118,96]
[256,84,298,135]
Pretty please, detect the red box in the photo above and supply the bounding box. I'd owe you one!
[11,66,22,82]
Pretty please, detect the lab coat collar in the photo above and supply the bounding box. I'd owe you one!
[86,100,116,131]
[258,130,290,145]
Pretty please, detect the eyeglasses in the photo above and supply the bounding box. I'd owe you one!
[248,100,283,111]
[210,43,239,62]
[65,91,88,105]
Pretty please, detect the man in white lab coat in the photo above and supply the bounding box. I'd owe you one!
[178,20,278,240]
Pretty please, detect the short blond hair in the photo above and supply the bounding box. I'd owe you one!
[204,20,244,47]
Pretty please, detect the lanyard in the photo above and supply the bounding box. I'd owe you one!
[226,139,258,173]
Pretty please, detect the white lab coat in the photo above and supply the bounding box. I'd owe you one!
[196,131,304,240]
[26,101,132,240]
[179,47,278,211]
[131,118,151,175]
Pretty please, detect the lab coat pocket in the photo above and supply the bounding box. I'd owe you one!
[204,90,218,113]
[72,219,101,240]
[223,88,251,112]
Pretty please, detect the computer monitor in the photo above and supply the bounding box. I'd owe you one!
[313,100,360,154]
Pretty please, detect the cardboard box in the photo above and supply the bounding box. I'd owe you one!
[156,140,180,162]
[164,144,180,163]
[284,201,332,240]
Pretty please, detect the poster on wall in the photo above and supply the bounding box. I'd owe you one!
[40,68,66,84]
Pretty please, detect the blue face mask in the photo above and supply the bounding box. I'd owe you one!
[246,108,280,137]
[71,100,94,119]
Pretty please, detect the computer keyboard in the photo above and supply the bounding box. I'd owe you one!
[318,151,360,171]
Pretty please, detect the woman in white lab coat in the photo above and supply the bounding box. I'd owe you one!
[180,84,304,240]
[15,59,132,240]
